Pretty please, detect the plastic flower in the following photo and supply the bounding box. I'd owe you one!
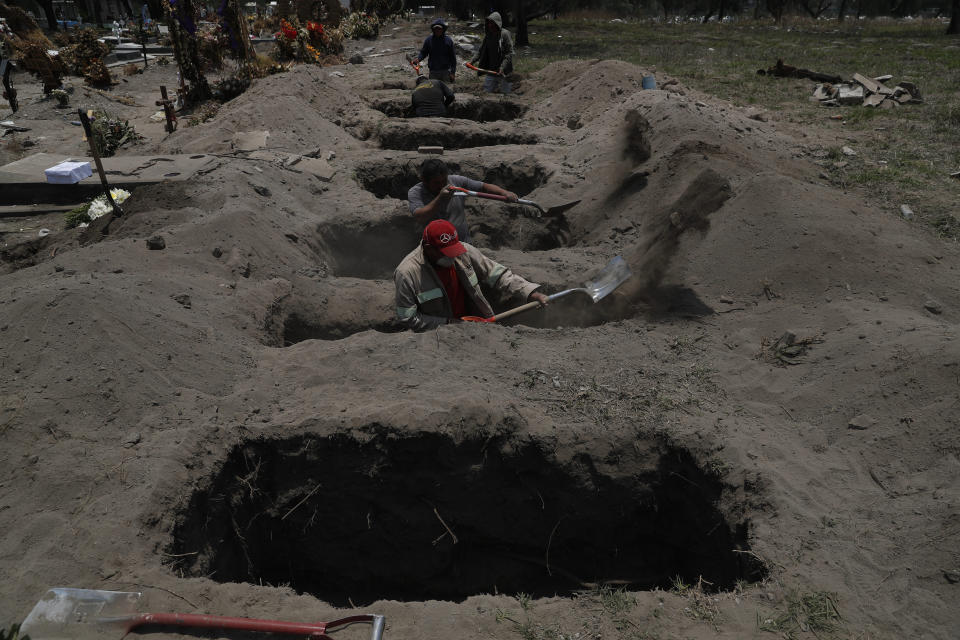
[84,189,132,223]
[280,20,298,40]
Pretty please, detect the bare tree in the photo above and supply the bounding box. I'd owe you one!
[837,0,848,20]
[37,0,59,30]
[766,0,786,22]
[949,0,959,34]
[799,0,833,17]
[510,0,560,47]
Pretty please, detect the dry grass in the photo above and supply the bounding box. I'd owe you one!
[757,589,842,639]
[515,17,960,237]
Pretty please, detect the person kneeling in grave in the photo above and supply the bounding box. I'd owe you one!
[411,75,455,117]
[394,220,549,331]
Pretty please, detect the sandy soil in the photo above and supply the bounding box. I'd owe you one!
[1,19,959,640]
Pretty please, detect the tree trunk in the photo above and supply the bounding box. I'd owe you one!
[702,2,715,23]
[38,0,59,30]
[718,0,726,21]
[948,0,959,33]
[837,0,848,20]
[514,0,528,47]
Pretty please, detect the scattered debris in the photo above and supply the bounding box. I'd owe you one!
[290,156,336,181]
[923,300,943,315]
[758,331,824,365]
[944,569,960,584]
[232,130,269,151]
[146,235,165,250]
[172,293,192,308]
[847,414,876,430]
[900,204,914,220]
[122,431,142,447]
[252,184,271,197]
[837,84,864,105]
[809,74,922,109]
[758,59,842,84]
[349,54,363,64]
[950,171,960,180]
[0,120,30,132]
[841,146,856,157]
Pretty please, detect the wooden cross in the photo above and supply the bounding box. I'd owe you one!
[156,85,177,133]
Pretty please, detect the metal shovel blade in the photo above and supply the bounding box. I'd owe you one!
[550,255,633,304]
[21,588,387,640]
[543,199,581,217]
[21,588,142,640]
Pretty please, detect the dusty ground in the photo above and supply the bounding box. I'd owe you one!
[2,18,959,640]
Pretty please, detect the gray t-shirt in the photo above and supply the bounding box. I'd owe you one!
[408,174,484,242]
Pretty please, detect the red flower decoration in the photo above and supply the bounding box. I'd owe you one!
[280,20,298,40]
[306,20,323,34]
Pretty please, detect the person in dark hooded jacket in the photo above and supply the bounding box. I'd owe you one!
[412,18,457,82]
[470,11,513,93]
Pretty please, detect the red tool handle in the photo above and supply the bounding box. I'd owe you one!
[464,62,501,76]
[131,613,379,639]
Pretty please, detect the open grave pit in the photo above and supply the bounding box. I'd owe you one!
[258,277,401,346]
[373,119,538,151]
[169,432,766,606]
[311,214,420,280]
[366,91,526,122]
[353,155,549,201]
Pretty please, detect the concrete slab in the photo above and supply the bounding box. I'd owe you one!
[292,156,336,182]
[232,130,269,151]
[0,153,217,205]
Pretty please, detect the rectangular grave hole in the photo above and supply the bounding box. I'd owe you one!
[168,433,766,606]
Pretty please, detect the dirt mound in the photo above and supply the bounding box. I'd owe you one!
[526,59,648,126]
[158,66,363,155]
[2,25,959,640]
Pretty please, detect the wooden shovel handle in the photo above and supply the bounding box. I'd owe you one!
[493,300,543,322]
[132,613,380,638]
[464,62,502,76]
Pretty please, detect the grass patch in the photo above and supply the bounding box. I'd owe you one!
[757,590,842,639]
[515,17,960,238]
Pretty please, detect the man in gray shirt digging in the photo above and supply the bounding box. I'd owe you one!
[407,158,518,243]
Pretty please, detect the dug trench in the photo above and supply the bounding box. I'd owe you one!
[169,432,766,606]
[366,91,527,122]
[352,155,549,201]
[371,118,538,151]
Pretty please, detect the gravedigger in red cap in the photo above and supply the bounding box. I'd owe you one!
[394,220,549,331]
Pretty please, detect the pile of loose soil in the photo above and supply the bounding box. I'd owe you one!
[1,18,958,640]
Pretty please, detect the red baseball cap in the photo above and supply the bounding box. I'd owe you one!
[423,219,467,258]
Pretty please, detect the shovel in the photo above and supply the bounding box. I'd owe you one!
[450,186,580,218]
[462,256,632,323]
[20,588,386,640]
[405,54,422,76]
[464,62,501,76]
